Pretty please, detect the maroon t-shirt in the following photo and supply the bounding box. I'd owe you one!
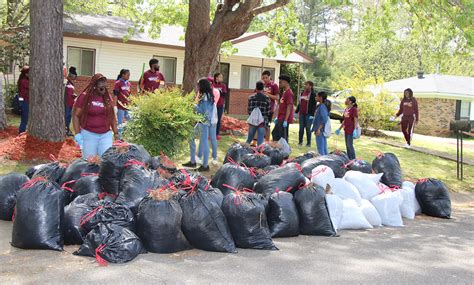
[396,98,419,121]
[213,82,228,107]
[299,90,310,115]
[114,80,131,110]
[343,107,358,134]
[277,88,294,123]
[19,78,29,103]
[143,70,165,92]
[74,93,110,134]
[264,81,279,112]
[65,81,75,108]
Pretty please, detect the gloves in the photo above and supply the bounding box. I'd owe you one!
[74,133,83,148]
[309,116,314,121]
[283,121,288,128]
[274,118,278,125]
[353,129,358,138]
[335,129,341,135]
[389,116,396,122]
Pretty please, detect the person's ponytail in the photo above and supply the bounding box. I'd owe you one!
[347,96,358,108]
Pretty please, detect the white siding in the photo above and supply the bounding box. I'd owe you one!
[233,36,309,63]
[471,101,474,120]
[64,37,281,89]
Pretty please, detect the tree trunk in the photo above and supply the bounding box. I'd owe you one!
[0,77,7,130]
[28,0,65,142]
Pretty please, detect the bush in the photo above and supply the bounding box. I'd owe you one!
[125,88,202,157]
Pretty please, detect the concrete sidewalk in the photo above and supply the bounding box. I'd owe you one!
[0,193,473,284]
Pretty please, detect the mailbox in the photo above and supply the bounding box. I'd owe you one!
[450,120,471,133]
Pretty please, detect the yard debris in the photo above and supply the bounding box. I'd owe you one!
[220,115,248,134]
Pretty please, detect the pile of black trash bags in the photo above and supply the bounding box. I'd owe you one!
[0,141,452,266]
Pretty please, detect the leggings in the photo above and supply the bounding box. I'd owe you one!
[401,119,415,145]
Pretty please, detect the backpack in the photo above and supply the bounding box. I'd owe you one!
[247,107,264,126]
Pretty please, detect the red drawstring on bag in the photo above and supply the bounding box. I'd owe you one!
[61,180,76,193]
[310,166,328,178]
[21,177,47,189]
[417,178,429,184]
[294,163,303,173]
[98,192,117,200]
[80,206,104,227]
[80,172,99,177]
[343,160,355,169]
[95,244,108,266]
[124,159,146,168]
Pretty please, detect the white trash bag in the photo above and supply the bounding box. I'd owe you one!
[311,165,335,189]
[360,199,382,227]
[339,199,373,230]
[400,184,421,219]
[343,170,383,200]
[325,192,344,232]
[370,190,404,227]
[328,178,362,206]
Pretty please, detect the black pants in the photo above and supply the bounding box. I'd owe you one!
[272,120,288,141]
[345,134,356,160]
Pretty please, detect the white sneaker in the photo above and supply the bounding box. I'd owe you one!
[211,159,218,166]
[195,157,202,165]
[404,144,411,149]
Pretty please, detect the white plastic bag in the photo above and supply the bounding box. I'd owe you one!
[339,199,372,230]
[402,181,416,190]
[311,165,335,189]
[370,191,404,227]
[326,194,343,232]
[343,171,383,200]
[400,186,421,219]
[360,199,382,227]
[328,178,362,206]
[277,138,291,156]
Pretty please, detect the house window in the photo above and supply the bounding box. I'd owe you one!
[214,62,230,86]
[67,47,95,76]
[240,65,275,89]
[460,100,471,120]
[153,56,176,84]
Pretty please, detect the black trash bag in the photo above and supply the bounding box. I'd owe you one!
[254,163,306,197]
[222,192,277,250]
[74,223,142,265]
[211,163,256,196]
[0,173,29,221]
[223,143,253,164]
[149,156,161,170]
[264,165,279,172]
[11,178,66,250]
[329,150,350,164]
[372,152,403,187]
[115,163,167,214]
[80,200,136,234]
[32,161,67,183]
[291,152,318,165]
[135,144,152,166]
[261,143,287,165]
[60,159,100,186]
[415,178,451,218]
[72,175,102,199]
[137,192,191,253]
[346,159,373,174]
[267,191,299,238]
[64,193,100,245]
[179,189,236,253]
[25,164,45,178]
[240,153,271,169]
[301,154,347,178]
[99,143,149,195]
[294,184,336,236]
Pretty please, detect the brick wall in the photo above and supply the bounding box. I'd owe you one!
[416,98,456,137]
[228,89,254,115]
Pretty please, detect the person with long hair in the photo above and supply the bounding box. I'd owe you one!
[213,72,228,140]
[72,74,118,159]
[395,88,419,148]
[312,91,331,155]
[336,96,358,160]
[18,66,29,133]
[114,69,132,139]
[65,66,77,136]
[296,81,317,147]
[183,78,214,172]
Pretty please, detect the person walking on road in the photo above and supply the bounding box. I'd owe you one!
[394,88,419,148]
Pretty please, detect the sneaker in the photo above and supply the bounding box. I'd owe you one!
[182,161,197,168]
[66,130,74,137]
[195,156,203,165]
[197,165,210,172]
[306,144,311,147]
[211,159,218,166]
[404,144,411,149]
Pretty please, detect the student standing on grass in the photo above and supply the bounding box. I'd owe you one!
[246,81,271,146]
[312,91,331,155]
[183,78,214,172]
[296,81,317,147]
[65,66,77,137]
[272,75,294,142]
[114,69,132,140]
[213,72,228,140]
[73,74,118,160]
[336,96,358,160]
[18,66,29,133]
[394,88,419,148]
[261,70,280,140]
[140,58,165,93]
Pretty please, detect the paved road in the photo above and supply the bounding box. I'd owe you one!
[0,193,473,284]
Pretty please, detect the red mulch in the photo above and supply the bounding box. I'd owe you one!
[221,116,248,134]
[0,128,81,163]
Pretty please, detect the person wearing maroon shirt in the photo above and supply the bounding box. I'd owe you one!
[272,75,294,141]
[296,81,317,147]
[140,58,166,93]
[395,88,419,148]
[65,66,77,136]
[18,66,29,133]
[73,74,118,159]
[114,69,132,139]
[261,70,280,140]
[213,72,228,139]
[336,96,359,160]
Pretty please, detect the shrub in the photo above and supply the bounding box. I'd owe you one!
[124,88,202,157]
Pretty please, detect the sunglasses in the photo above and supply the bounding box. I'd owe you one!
[96,86,107,91]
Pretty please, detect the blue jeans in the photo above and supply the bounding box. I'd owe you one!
[117,109,131,138]
[65,106,73,129]
[195,123,210,167]
[19,101,29,133]
[345,134,356,160]
[299,114,313,145]
[247,124,265,146]
[81,129,113,160]
[315,133,328,155]
[198,124,217,160]
[216,106,224,135]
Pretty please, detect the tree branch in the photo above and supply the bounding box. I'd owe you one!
[252,0,289,16]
